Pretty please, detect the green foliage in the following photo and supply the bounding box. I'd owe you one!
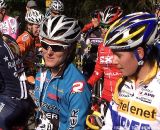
[5,0,157,23]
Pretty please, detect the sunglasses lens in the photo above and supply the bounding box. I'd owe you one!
[41,41,66,52]
[50,45,65,52]
[41,42,48,50]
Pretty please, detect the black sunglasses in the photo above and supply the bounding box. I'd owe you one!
[41,40,69,52]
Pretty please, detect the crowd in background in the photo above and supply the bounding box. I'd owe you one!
[0,0,159,129]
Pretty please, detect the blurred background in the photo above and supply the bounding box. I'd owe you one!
[6,0,160,24]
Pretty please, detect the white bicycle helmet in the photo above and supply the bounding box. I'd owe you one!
[100,5,123,25]
[49,0,64,13]
[39,15,81,45]
[0,0,7,8]
[25,9,44,25]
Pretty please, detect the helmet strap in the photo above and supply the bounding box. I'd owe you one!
[133,49,144,66]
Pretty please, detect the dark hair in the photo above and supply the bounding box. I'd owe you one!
[67,41,77,64]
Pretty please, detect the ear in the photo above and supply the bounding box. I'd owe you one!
[137,47,144,60]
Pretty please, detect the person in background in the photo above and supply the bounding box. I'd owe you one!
[0,0,18,40]
[45,0,64,19]
[81,10,101,33]
[16,9,44,85]
[26,0,37,12]
[101,12,160,129]
[0,34,31,129]
[87,5,123,113]
[17,0,38,36]
[34,15,91,130]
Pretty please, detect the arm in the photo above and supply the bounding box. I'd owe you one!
[82,22,94,33]
[59,81,91,130]
[87,44,104,87]
[16,33,32,55]
[8,17,19,40]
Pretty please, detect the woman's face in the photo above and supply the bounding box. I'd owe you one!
[112,51,138,76]
[41,38,69,68]
[32,24,40,37]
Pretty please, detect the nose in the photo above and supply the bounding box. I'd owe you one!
[112,54,118,65]
[47,46,53,54]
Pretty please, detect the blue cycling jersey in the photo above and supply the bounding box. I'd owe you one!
[34,63,91,130]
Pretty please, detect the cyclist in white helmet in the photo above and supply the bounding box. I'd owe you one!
[0,0,18,39]
[34,15,91,130]
[45,0,64,18]
[16,9,44,85]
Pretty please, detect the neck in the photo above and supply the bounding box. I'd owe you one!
[51,63,66,78]
[130,61,153,87]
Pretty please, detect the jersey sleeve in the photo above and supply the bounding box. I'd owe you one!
[16,33,32,55]
[82,22,94,33]
[59,81,91,130]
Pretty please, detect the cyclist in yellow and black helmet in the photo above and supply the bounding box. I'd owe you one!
[102,12,159,129]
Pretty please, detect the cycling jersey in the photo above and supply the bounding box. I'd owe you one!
[17,31,35,55]
[82,22,94,33]
[34,63,91,130]
[102,61,160,130]
[0,15,18,40]
[88,42,122,102]
[16,31,36,77]
[0,37,27,98]
[0,36,31,129]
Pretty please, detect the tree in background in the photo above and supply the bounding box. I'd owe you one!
[6,0,156,25]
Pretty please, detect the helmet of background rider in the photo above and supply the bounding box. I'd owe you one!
[25,9,44,25]
[104,12,158,51]
[0,0,6,8]
[0,0,7,21]
[49,0,64,16]
[26,0,37,11]
[100,5,123,29]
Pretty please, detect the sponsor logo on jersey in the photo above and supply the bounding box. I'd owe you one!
[22,34,29,42]
[71,81,84,93]
[136,89,155,104]
[100,55,113,64]
[53,86,64,93]
[40,101,60,112]
[48,93,59,100]
[69,109,79,129]
[118,98,157,121]
[117,114,152,129]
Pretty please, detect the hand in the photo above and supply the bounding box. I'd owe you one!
[92,18,100,28]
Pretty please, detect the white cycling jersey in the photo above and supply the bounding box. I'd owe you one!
[102,61,160,130]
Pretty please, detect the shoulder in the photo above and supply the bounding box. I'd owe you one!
[65,63,85,79]
[4,15,17,23]
[17,32,32,42]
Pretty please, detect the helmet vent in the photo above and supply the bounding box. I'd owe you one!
[129,25,145,41]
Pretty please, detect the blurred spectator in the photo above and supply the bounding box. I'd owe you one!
[0,0,18,39]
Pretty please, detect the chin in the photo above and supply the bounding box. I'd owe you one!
[45,63,55,68]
